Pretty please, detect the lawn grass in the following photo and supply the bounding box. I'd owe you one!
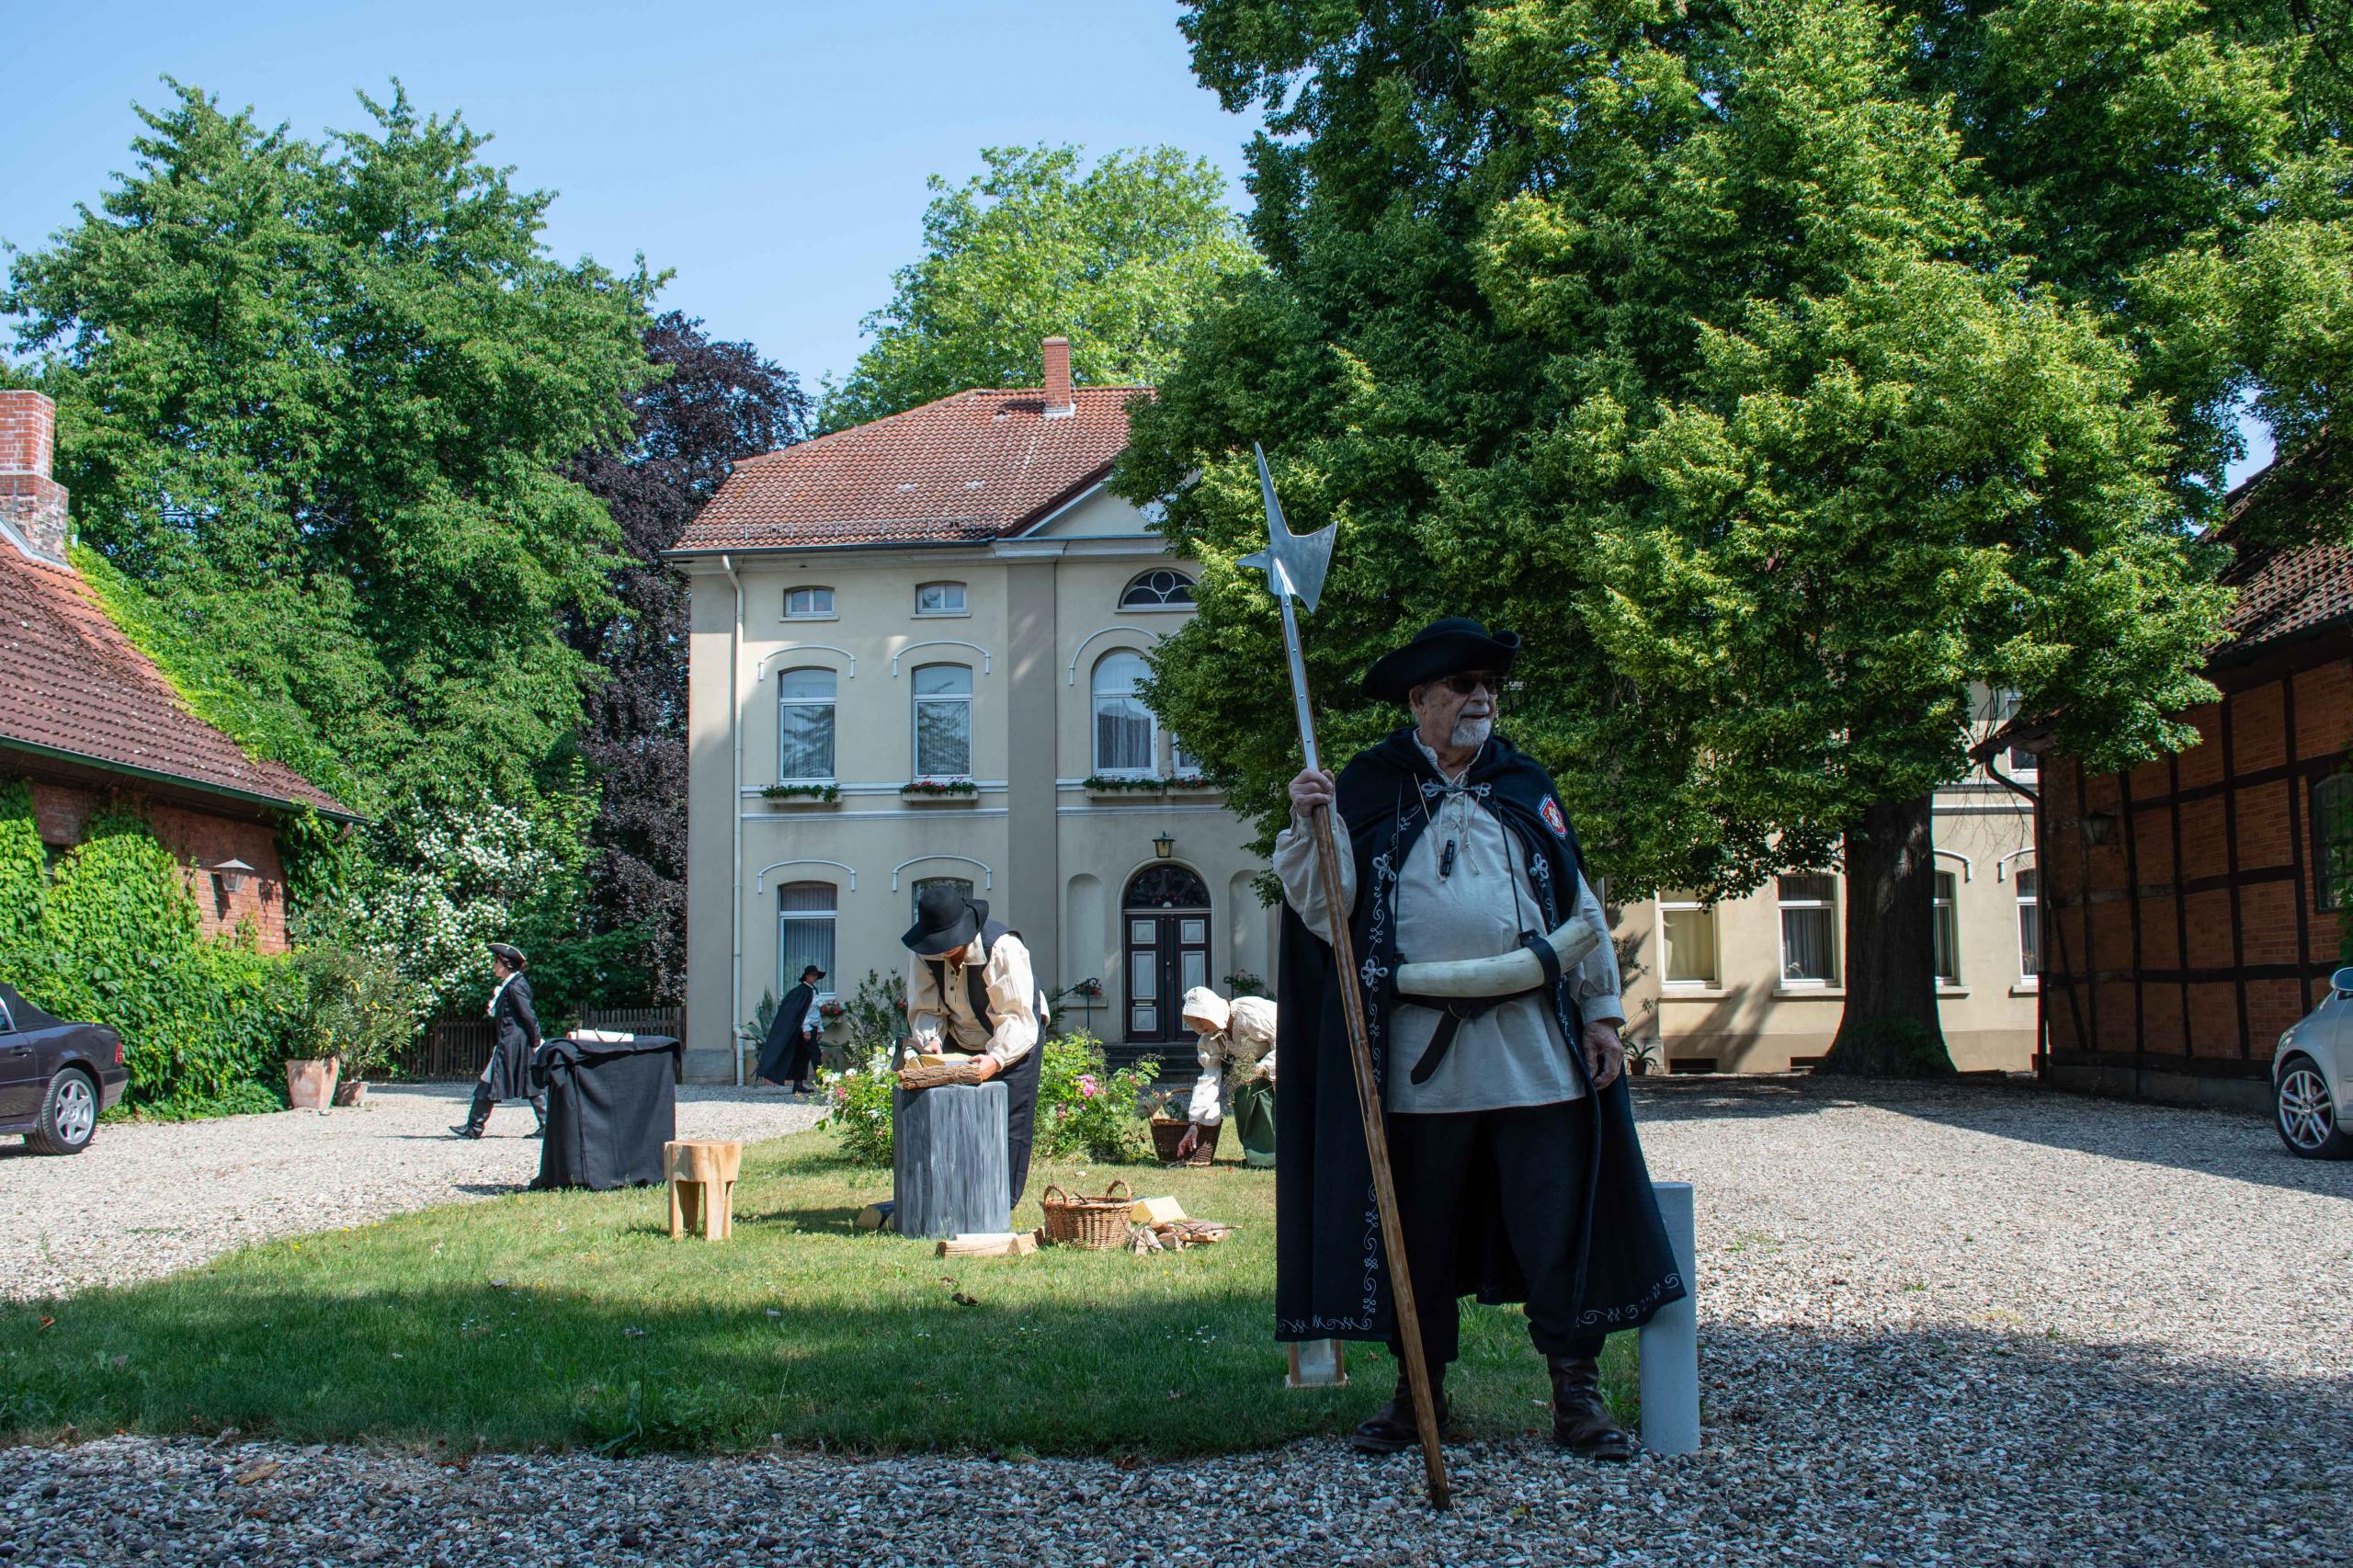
[0,1131,1634,1458]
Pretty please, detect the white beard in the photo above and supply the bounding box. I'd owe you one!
[1450,716,1493,749]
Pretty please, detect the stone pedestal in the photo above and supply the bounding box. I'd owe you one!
[892,1081,1010,1240]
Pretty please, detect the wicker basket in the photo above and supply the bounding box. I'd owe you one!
[1040,1179,1134,1249]
[1150,1116,1221,1166]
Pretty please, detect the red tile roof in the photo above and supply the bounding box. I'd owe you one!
[671,385,1146,552]
[0,552,353,818]
[2209,449,2353,663]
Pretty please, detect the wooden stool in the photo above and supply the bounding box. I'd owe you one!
[665,1139,744,1240]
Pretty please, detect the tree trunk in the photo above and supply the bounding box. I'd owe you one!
[1818,791,1958,1078]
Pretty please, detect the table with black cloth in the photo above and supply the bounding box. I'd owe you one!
[529,1034,680,1191]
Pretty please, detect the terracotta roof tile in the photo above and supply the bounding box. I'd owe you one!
[2210,449,2353,663]
[0,552,353,818]
[672,385,1145,552]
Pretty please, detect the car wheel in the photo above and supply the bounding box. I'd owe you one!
[2275,1054,2352,1160]
[25,1067,97,1156]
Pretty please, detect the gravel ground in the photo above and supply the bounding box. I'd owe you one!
[5,1078,2350,1566]
[0,1084,826,1301]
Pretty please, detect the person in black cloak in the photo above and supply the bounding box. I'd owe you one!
[902,886,1048,1205]
[756,964,827,1093]
[1274,618,1687,1460]
[452,943,547,1139]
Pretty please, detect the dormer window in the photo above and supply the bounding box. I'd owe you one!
[915,582,967,616]
[785,586,835,619]
[1120,570,1195,610]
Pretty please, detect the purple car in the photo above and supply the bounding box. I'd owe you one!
[1,983,128,1155]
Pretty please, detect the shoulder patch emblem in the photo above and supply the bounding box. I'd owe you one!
[1540,797,1569,838]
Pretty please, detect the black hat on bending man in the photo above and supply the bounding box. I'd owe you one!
[902,884,989,957]
[1360,618,1520,703]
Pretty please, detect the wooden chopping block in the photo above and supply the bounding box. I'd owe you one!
[935,1231,1041,1257]
[665,1140,745,1241]
[1130,1195,1186,1225]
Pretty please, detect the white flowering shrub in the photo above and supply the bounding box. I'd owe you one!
[356,797,564,1014]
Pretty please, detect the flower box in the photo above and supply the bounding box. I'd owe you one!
[902,778,979,804]
[761,783,841,808]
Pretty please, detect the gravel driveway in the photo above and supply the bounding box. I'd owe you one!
[0,1084,824,1301]
[5,1079,2349,1566]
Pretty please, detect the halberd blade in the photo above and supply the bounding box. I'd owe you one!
[1240,442,1336,615]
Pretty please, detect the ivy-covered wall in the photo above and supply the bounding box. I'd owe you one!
[0,776,296,1117]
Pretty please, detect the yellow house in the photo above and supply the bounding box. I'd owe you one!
[667,339,1274,1083]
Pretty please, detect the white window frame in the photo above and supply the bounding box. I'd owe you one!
[911,663,974,780]
[1987,687,2038,780]
[1655,891,1719,989]
[784,585,835,620]
[1932,869,1961,987]
[777,666,837,782]
[915,581,968,617]
[1118,569,1197,611]
[2015,864,2040,986]
[1090,650,1159,778]
[777,882,838,1006]
[1777,873,1839,987]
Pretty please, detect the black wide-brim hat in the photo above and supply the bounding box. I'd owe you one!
[903,884,989,957]
[487,942,528,970]
[1361,618,1521,703]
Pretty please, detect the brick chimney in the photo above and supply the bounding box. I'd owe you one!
[1041,335,1074,418]
[0,392,69,567]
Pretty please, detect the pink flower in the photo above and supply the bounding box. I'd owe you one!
[1077,1074,1100,1098]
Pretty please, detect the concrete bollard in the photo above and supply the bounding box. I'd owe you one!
[1639,1179,1699,1455]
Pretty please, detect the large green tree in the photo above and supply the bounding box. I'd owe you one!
[6,81,656,1008]
[1124,0,2347,1073]
[823,143,1260,426]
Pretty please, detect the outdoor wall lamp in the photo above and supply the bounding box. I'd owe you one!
[2081,811,2118,846]
[1152,830,1176,860]
[209,858,256,895]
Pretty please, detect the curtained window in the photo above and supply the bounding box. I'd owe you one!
[1778,874,1837,984]
[912,664,972,778]
[1091,651,1156,775]
[778,667,836,780]
[778,883,836,996]
[1933,870,1961,986]
[784,586,834,619]
[2016,866,2040,978]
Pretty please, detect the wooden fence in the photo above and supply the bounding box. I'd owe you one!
[382,1006,686,1083]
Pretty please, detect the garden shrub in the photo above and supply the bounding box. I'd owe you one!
[0,789,304,1117]
[819,1028,1158,1169]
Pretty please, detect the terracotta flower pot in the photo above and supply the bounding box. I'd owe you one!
[332,1077,369,1108]
[285,1058,341,1111]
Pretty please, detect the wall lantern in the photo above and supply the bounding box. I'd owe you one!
[2080,811,2118,847]
[1152,830,1176,861]
[209,858,257,895]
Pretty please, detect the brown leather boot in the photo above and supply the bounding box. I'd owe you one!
[1347,1368,1449,1454]
[1549,1355,1633,1460]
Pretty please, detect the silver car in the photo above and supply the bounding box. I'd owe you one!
[2275,968,2353,1159]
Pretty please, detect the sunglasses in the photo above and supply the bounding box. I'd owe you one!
[1438,672,1505,696]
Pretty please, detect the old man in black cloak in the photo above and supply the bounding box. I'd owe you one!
[1274,618,1686,1460]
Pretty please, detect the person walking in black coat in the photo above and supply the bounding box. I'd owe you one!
[452,943,547,1138]
[756,965,826,1093]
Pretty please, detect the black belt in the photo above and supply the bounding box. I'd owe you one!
[1404,929,1566,1085]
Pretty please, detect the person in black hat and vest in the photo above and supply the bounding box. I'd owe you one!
[453,943,547,1139]
[1273,618,1687,1460]
[901,886,1049,1205]
[756,963,827,1094]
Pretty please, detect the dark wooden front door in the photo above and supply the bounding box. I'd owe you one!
[1122,865,1212,1044]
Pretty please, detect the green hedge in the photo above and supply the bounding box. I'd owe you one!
[0,780,295,1118]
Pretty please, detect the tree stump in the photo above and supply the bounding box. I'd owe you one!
[665,1139,744,1240]
[892,1081,1009,1239]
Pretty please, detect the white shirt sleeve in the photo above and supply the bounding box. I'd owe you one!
[1274,811,1356,946]
[1569,869,1623,1027]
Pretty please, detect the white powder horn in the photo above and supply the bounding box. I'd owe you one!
[1392,916,1604,999]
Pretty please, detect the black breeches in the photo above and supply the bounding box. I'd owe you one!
[1386,1099,1604,1367]
[1002,1043,1042,1206]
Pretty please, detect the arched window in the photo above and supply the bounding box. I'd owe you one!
[1091,651,1156,776]
[912,664,973,778]
[778,882,837,994]
[911,876,974,920]
[1120,569,1195,609]
[778,667,836,780]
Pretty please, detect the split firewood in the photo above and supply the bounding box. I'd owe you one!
[1124,1222,1165,1254]
[1129,1196,1186,1225]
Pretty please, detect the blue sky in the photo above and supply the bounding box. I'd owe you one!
[0,1,2272,482]
[0,0,1259,390]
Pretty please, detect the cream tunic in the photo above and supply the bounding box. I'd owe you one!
[1274,742,1621,1113]
[907,931,1047,1067]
